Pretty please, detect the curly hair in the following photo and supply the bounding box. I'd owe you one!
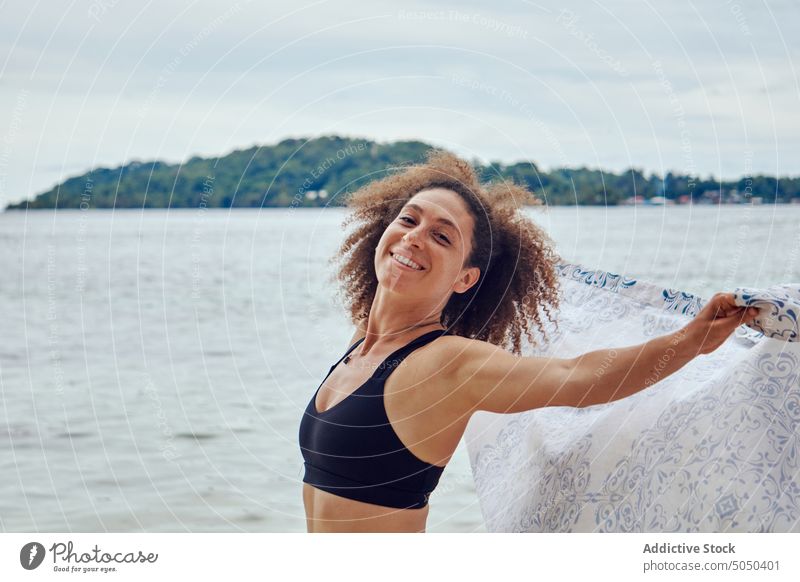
[328,149,562,355]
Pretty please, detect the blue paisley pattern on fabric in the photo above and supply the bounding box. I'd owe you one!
[556,263,639,293]
[465,262,800,532]
[733,284,800,342]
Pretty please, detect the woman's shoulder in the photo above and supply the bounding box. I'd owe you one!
[436,333,507,359]
[420,333,509,381]
[409,334,515,416]
[344,327,505,371]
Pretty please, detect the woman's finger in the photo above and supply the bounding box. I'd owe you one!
[711,302,736,319]
[733,306,759,321]
[744,306,759,322]
[720,294,739,314]
[728,305,746,318]
[715,306,757,327]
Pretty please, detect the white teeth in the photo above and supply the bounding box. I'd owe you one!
[392,253,423,270]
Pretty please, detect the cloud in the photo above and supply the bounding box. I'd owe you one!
[1,0,797,206]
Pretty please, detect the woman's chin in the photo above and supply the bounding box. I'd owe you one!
[378,271,420,291]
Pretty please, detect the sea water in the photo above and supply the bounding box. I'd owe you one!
[1,205,798,532]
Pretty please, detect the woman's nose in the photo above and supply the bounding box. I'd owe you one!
[403,229,422,246]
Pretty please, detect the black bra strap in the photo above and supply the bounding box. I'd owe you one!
[373,329,449,380]
[338,336,365,365]
[319,336,366,386]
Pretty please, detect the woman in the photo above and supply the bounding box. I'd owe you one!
[298,150,759,533]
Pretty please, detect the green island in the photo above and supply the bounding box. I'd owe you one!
[6,135,800,210]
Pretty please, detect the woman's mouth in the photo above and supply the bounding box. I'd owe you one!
[390,252,424,271]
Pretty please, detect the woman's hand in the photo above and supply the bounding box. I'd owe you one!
[684,292,759,355]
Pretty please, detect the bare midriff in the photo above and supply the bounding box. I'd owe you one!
[303,483,429,532]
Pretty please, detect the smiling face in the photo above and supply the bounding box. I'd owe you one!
[374,187,481,302]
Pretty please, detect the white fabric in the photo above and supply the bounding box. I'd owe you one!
[464,263,800,532]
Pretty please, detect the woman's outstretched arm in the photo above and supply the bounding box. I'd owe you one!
[449,293,759,414]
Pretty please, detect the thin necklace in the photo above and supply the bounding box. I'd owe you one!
[343,321,444,365]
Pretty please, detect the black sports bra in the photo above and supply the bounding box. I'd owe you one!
[298,329,450,509]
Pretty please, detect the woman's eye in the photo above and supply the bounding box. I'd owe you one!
[398,216,450,245]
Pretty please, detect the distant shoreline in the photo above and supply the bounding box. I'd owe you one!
[7,136,800,210]
[6,202,800,213]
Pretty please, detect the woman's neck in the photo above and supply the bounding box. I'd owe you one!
[357,287,447,357]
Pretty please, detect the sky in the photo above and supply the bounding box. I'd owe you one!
[1,0,798,206]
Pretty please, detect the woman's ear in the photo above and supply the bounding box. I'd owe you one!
[453,266,481,294]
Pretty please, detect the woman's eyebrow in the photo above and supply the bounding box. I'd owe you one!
[403,203,461,238]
